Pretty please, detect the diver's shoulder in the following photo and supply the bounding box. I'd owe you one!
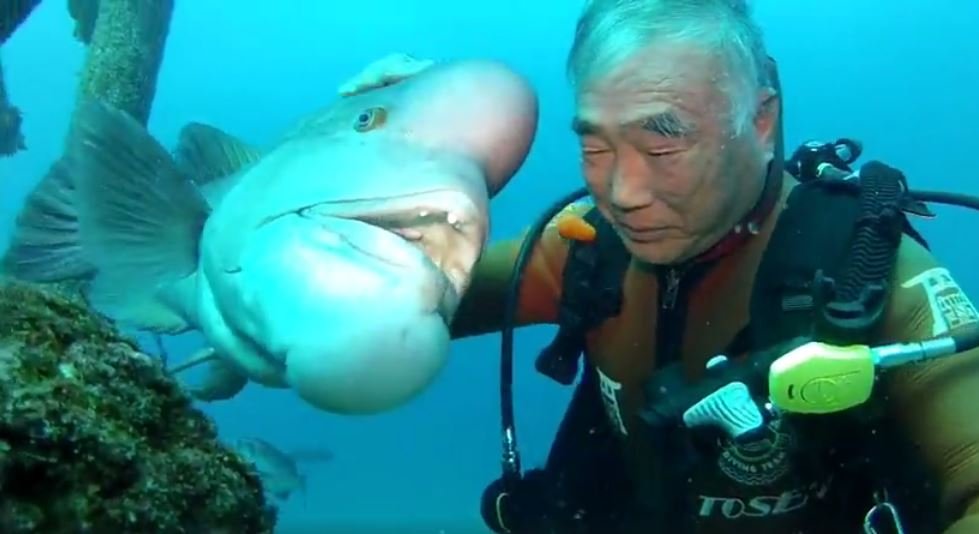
[545,198,596,230]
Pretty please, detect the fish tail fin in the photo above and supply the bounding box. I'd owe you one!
[2,158,95,282]
[68,98,210,332]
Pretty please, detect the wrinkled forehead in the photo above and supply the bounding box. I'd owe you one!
[572,43,728,136]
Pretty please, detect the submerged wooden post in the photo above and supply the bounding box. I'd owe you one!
[2,0,174,290]
[72,0,174,127]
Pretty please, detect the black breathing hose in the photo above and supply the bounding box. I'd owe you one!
[912,190,979,211]
[953,327,979,353]
[818,165,979,211]
[498,186,590,481]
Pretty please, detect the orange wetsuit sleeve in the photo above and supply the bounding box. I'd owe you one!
[878,235,979,533]
[448,202,590,338]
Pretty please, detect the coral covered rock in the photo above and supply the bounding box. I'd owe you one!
[0,279,277,533]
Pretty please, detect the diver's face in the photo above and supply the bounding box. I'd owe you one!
[573,43,776,265]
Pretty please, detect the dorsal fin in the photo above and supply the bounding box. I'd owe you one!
[174,122,263,186]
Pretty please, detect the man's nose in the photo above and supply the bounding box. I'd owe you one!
[609,159,655,211]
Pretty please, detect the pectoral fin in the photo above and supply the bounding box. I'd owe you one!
[173,347,248,401]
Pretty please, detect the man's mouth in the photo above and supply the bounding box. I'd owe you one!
[616,221,677,243]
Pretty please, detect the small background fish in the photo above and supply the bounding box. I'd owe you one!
[233,437,333,503]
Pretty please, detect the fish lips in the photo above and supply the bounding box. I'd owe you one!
[291,210,458,323]
[289,189,487,322]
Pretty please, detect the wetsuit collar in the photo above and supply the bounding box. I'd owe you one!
[695,161,783,264]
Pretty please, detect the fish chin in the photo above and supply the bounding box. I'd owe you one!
[285,305,450,414]
[210,212,454,413]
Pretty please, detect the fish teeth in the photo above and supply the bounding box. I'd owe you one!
[447,212,460,227]
[395,228,424,241]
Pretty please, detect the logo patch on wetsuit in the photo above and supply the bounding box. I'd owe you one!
[902,267,979,335]
[596,367,629,436]
[697,478,832,520]
[716,418,794,486]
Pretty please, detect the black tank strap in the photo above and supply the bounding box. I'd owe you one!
[534,208,629,385]
[746,164,937,532]
[816,162,930,343]
[750,166,929,352]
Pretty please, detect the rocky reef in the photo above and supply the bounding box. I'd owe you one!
[0,279,277,533]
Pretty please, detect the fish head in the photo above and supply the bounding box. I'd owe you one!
[199,60,538,414]
[280,58,539,196]
[356,57,541,196]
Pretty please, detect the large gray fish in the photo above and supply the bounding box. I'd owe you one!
[2,59,538,414]
[233,437,332,502]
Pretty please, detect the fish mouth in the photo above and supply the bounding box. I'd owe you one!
[295,189,486,320]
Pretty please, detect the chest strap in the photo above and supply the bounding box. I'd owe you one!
[534,207,629,385]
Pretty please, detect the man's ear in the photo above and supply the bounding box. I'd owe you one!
[754,88,779,159]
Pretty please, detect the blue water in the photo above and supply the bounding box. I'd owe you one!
[1,1,976,531]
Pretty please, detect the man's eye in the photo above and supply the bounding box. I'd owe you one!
[582,148,611,164]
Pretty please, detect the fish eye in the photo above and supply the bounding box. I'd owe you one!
[354,107,387,132]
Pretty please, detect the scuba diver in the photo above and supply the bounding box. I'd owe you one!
[337,1,979,533]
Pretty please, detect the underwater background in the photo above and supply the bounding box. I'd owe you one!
[1,0,977,531]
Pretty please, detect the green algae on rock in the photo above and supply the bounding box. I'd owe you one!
[0,279,277,533]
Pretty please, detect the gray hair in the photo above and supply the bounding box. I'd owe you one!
[567,0,772,135]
